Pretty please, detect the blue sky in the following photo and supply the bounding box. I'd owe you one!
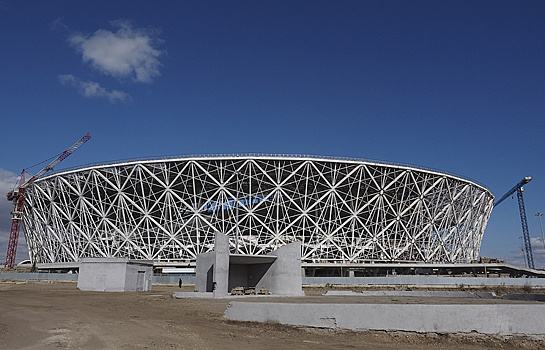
[1,1,544,267]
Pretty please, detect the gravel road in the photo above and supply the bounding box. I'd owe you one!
[1,281,544,349]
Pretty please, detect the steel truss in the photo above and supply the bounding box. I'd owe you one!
[22,155,494,264]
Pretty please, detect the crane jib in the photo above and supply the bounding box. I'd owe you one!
[22,133,91,189]
[493,177,534,270]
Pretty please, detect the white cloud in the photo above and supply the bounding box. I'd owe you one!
[69,19,164,83]
[50,17,68,32]
[0,169,29,264]
[530,236,545,269]
[504,236,545,270]
[59,74,132,103]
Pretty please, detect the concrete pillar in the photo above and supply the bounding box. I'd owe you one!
[213,232,230,297]
[257,242,303,296]
[195,251,215,292]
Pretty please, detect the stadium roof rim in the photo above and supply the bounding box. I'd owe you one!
[40,153,492,193]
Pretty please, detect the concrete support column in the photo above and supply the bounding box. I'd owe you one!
[259,242,303,296]
[195,252,215,292]
[213,232,230,297]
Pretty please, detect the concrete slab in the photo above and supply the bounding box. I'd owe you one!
[359,291,478,298]
[355,290,545,301]
[173,292,214,299]
[173,292,287,299]
[303,276,545,286]
[225,302,545,335]
[323,291,360,296]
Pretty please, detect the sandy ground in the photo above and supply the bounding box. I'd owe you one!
[1,281,545,350]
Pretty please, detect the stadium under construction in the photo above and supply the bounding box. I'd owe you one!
[6,153,543,277]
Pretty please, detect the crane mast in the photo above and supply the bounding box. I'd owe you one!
[4,133,91,269]
[494,177,534,270]
[5,171,26,269]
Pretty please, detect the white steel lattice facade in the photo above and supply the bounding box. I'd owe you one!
[22,155,495,264]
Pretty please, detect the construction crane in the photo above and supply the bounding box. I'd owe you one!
[494,177,534,270]
[4,133,91,269]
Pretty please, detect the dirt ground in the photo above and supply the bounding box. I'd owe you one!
[1,281,545,350]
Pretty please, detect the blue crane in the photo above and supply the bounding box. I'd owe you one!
[494,177,534,270]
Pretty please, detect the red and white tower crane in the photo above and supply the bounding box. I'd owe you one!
[4,133,91,269]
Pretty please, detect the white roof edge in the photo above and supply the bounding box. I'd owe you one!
[36,154,493,195]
